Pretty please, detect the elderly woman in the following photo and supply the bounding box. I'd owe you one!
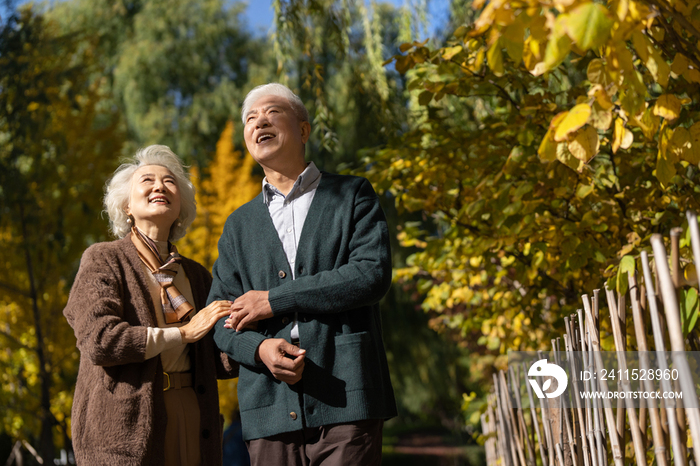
[64,145,237,466]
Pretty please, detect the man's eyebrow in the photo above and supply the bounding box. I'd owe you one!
[246,105,283,119]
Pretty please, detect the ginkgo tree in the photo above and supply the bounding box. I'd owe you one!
[363,0,700,364]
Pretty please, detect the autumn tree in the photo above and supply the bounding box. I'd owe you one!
[48,0,260,166]
[0,6,123,461]
[364,0,700,377]
[177,120,261,423]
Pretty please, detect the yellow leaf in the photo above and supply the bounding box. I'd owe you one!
[653,94,682,121]
[568,126,600,161]
[671,53,689,76]
[27,102,40,112]
[621,128,634,150]
[441,45,463,60]
[684,122,700,165]
[557,142,585,172]
[612,117,625,153]
[684,68,700,84]
[471,2,496,37]
[494,4,515,26]
[669,127,691,162]
[523,36,544,75]
[656,151,676,185]
[502,17,525,63]
[631,31,649,62]
[554,103,591,141]
[588,84,615,110]
[487,39,504,76]
[538,130,558,162]
[589,101,613,130]
[613,0,629,20]
[587,58,609,85]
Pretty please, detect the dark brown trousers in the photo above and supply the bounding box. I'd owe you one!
[246,419,384,466]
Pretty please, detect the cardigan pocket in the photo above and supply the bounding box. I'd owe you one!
[238,368,276,411]
[332,331,376,391]
[82,387,151,457]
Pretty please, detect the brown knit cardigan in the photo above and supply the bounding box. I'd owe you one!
[64,236,237,466]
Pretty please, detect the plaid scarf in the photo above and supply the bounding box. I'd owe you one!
[130,227,194,324]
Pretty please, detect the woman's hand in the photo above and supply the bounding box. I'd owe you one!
[179,300,233,343]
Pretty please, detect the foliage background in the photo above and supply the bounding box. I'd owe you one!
[3,0,700,464]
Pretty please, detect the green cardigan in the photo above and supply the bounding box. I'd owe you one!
[209,172,397,440]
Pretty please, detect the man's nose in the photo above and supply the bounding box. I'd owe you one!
[255,115,270,129]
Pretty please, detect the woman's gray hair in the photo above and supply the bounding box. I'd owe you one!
[241,83,309,124]
[104,145,196,241]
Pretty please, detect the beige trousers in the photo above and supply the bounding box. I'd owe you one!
[163,387,201,466]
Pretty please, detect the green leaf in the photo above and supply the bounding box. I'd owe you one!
[418,91,433,106]
[680,288,699,336]
[487,39,504,77]
[566,3,614,51]
[544,16,572,71]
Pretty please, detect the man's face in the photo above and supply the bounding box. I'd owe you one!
[243,94,310,167]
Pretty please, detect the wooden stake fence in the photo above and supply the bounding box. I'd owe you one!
[484,211,700,466]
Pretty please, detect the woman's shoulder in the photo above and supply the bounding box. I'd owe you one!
[80,237,134,266]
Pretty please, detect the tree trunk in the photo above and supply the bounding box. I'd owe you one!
[19,203,54,464]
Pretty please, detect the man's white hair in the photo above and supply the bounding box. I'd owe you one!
[241,83,309,124]
[103,145,196,241]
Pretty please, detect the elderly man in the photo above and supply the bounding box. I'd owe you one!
[209,83,396,465]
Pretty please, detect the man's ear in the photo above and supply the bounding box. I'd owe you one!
[300,121,311,144]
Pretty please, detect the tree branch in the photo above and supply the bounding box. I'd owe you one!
[0,329,36,352]
[0,280,31,299]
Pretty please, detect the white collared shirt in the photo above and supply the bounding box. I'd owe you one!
[262,162,322,339]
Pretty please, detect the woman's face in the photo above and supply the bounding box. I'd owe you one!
[126,165,181,233]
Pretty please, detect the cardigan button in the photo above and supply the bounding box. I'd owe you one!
[202,429,210,439]
[298,266,304,274]
[290,412,297,420]
[278,270,286,279]
[282,317,289,324]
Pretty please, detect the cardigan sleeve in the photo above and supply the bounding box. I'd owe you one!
[209,221,268,368]
[267,178,392,316]
[63,245,149,366]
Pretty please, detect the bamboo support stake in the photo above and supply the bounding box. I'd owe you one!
[650,235,700,466]
[629,272,669,466]
[566,316,589,466]
[488,396,504,466]
[605,287,647,466]
[494,373,515,466]
[615,292,626,447]
[582,294,625,466]
[670,228,690,455]
[500,370,527,466]
[524,361,548,466]
[588,335,605,466]
[553,338,577,466]
[565,333,590,466]
[578,309,599,466]
[511,365,536,466]
[641,250,687,466]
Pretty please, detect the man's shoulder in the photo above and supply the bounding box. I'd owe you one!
[319,172,378,201]
[224,192,265,222]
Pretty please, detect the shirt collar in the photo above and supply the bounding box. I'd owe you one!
[262,162,321,205]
